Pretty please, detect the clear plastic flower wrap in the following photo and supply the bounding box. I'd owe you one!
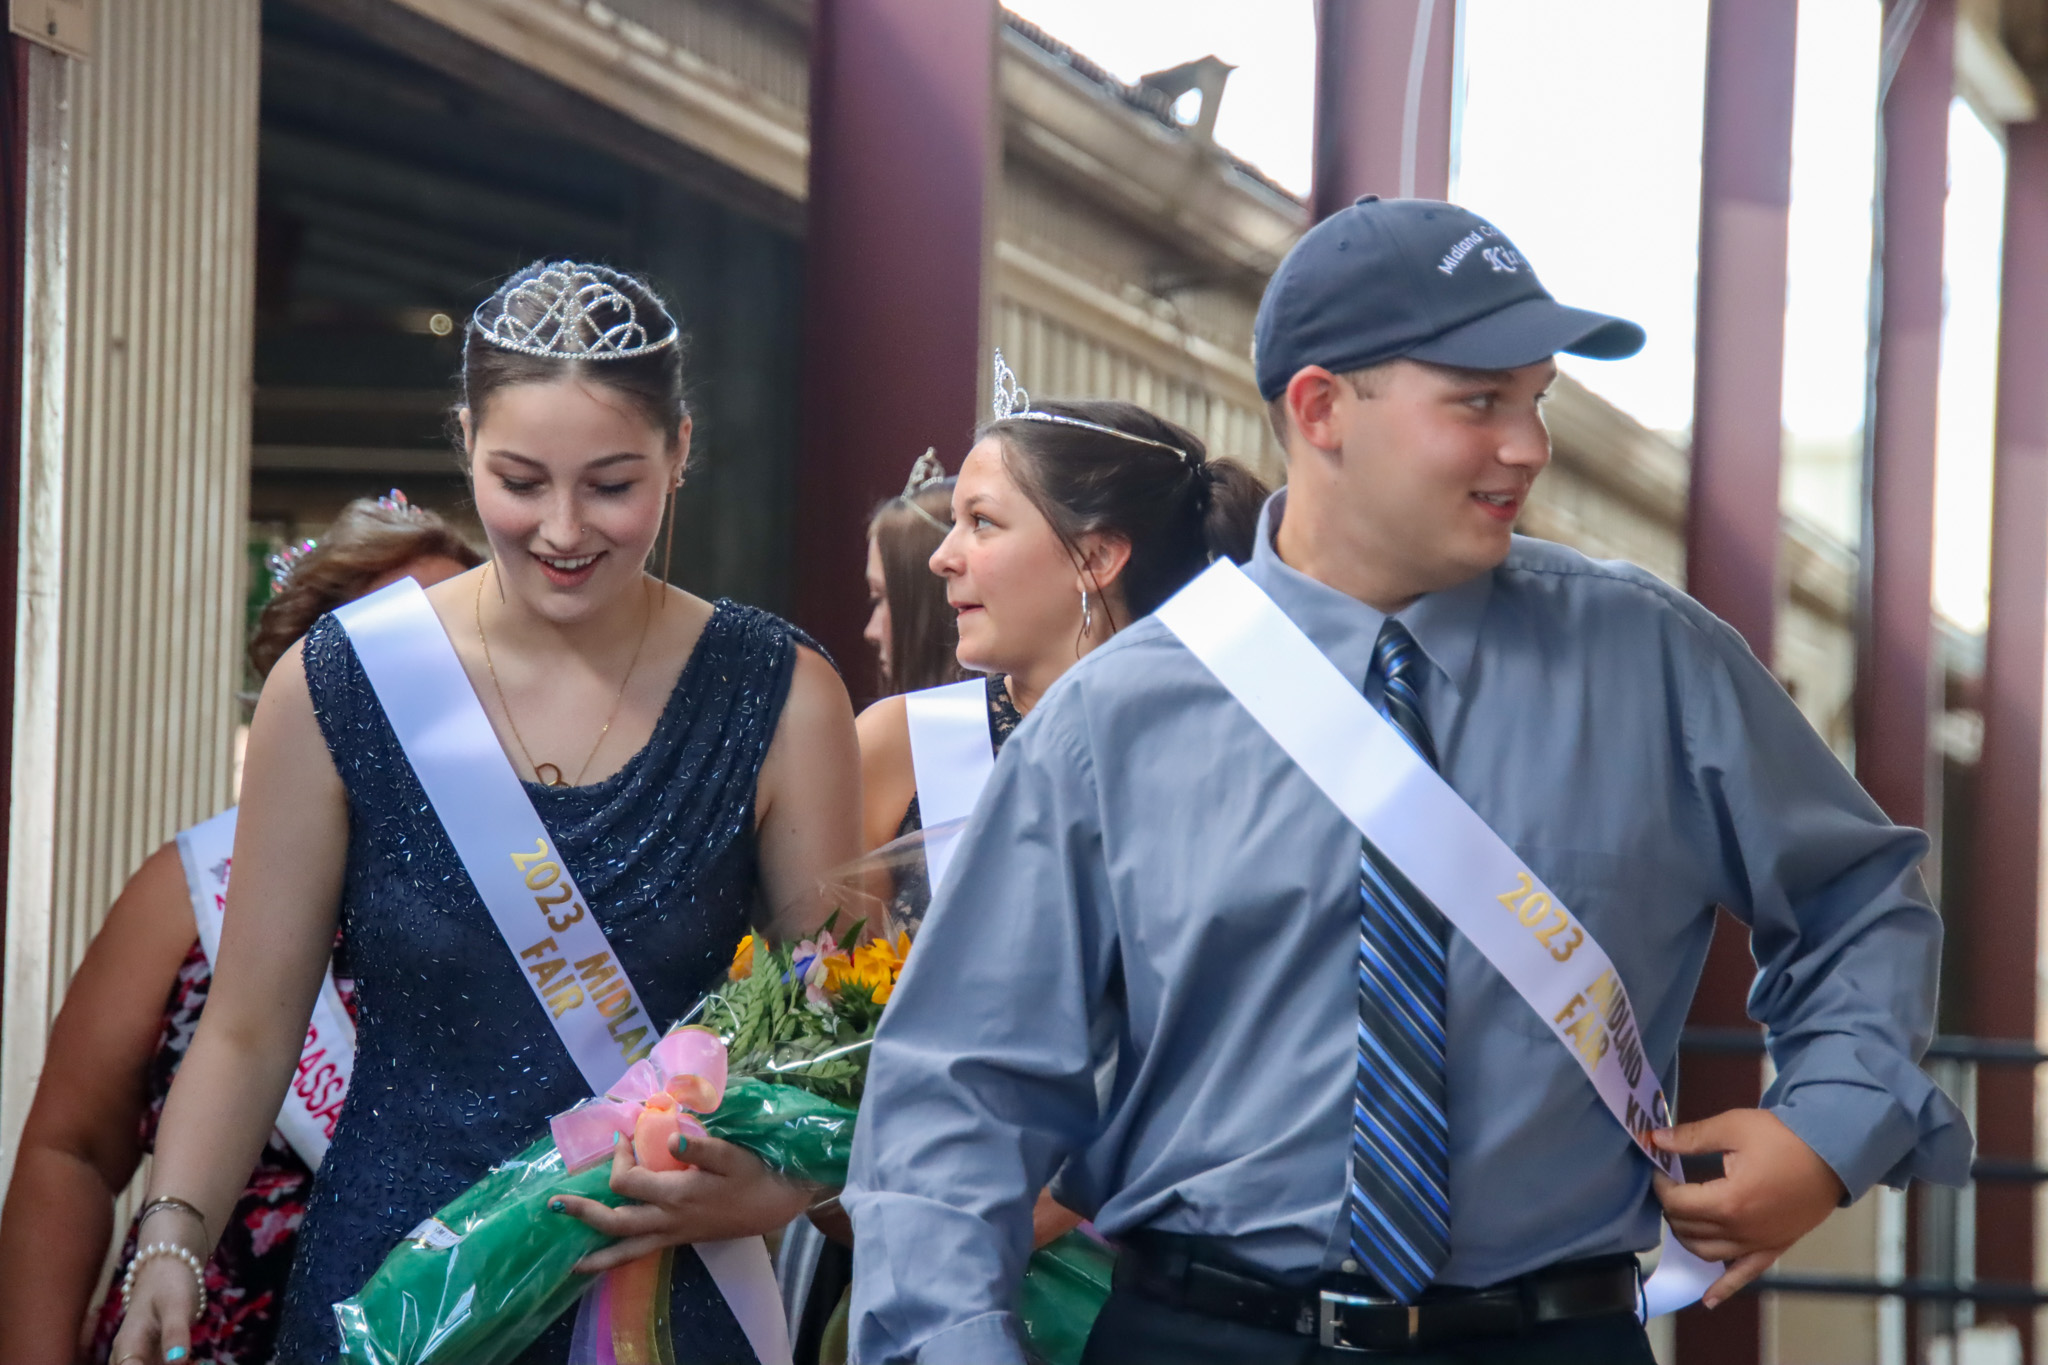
[333,828,1112,1364]
[332,1133,623,1365]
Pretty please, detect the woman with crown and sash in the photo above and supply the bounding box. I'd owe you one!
[112,261,861,1365]
[858,354,1269,930]
[787,355,1269,1362]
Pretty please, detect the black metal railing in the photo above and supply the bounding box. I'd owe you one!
[1677,1028,2044,1309]
[1681,1027,2048,1068]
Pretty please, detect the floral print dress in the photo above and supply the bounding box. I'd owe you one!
[88,938,356,1365]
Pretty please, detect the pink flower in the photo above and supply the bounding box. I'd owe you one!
[790,930,840,983]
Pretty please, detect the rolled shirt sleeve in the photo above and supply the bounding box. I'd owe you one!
[1681,609,1973,1196]
[845,708,1116,1365]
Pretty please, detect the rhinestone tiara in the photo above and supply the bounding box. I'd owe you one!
[267,538,318,593]
[472,261,679,361]
[897,448,952,534]
[901,448,947,500]
[267,489,425,592]
[374,488,423,519]
[989,350,1196,466]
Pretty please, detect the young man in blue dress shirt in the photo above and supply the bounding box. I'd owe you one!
[842,198,1971,1363]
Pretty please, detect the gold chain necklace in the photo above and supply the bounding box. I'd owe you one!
[474,563,652,788]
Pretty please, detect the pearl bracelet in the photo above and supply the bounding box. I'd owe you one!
[121,1241,207,1319]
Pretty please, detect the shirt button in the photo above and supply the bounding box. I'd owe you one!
[1342,1259,1361,1274]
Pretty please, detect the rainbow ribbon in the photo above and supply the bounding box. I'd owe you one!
[553,1027,729,1365]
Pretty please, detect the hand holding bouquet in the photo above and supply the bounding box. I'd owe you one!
[333,920,906,1365]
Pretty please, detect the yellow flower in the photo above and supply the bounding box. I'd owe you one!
[728,934,755,981]
[826,945,896,1002]
[820,951,855,992]
[854,937,904,977]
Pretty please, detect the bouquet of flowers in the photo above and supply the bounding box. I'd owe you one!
[335,839,1111,1365]
[333,919,897,1365]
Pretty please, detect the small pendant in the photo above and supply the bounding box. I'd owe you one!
[534,762,566,788]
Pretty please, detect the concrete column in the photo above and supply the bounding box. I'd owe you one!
[793,0,997,680]
[1311,0,1457,215]
[0,1,261,1187]
[0,39,26,1032]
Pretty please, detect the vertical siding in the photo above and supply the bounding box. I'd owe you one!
[992,296,1283,486]
[1,1,259,1183]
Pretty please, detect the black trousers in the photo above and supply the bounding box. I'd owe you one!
[1078,1285,1658,1365]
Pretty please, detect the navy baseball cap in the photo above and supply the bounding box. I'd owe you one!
[1253,197,1645,401]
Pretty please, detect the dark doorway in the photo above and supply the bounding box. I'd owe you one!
[255,0,803,612]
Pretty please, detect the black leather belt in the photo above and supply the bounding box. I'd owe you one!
[1117,1232,1642,1354]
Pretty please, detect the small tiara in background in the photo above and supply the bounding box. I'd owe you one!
[269,488,423,592]
[473,262,679,361]
[267,538,317,593]
[897,448,952,534]
[901,448,947,500]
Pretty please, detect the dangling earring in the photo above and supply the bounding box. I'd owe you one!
[660,478,678,608]
[1080,588,1094,638]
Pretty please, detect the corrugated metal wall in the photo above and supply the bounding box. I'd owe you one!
[1,1,260,1181]
[993,296,1282,485]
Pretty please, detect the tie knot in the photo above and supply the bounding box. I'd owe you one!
[1371,619,1438,772]
[1373,619,1422,689]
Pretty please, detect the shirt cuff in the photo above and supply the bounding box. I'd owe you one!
[912,1311,1027,1365]
[1769,1078,1970,1200]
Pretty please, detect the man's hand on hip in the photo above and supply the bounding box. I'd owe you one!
[1650,1109,1849,1309]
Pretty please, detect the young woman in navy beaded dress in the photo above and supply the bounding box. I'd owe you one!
[113,262,861,1365]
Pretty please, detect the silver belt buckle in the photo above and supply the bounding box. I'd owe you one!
[1317,1288,1411,1351]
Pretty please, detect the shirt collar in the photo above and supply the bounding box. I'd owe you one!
[1242,488,1492,695]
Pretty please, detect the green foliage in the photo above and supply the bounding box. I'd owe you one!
[697,920,883,1110]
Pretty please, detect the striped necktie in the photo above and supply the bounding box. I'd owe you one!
[1345,618,1451,1302]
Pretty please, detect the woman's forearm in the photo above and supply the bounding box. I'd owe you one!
[145,1013,305,1253]
[0,1144,120,1363]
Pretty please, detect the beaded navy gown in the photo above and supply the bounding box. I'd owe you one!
[273,600,805,1364]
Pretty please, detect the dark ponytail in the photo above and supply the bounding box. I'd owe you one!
[1198,458,1269,569]
[983,399,1272,626]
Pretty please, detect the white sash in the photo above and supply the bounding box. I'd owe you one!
[903,678,997,889]
[1155,560,1719,1317]
[335,578,792,1365]
[177,806,354,1170]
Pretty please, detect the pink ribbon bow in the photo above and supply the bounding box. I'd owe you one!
[550,1025,729,1173]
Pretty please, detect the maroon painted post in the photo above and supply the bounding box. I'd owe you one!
[1311,0,1457,215]
[1685,0,1798,661]
[1674,6,1799,1362]
[1855,5,1951,1350]
[1965,116,2048,1359]
[1855,0,1951,835]
[794,0,997,681]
